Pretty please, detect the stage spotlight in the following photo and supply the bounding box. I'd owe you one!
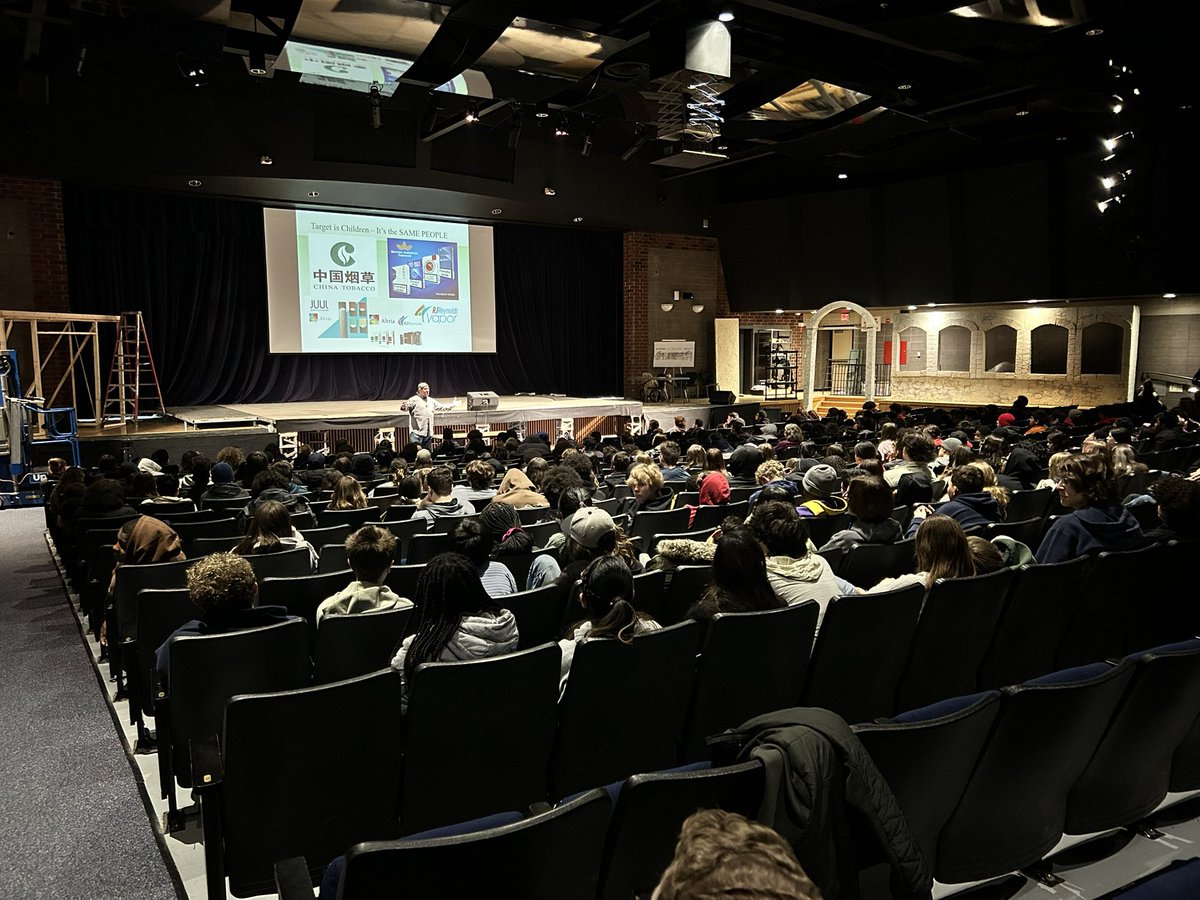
[554,114,570,137]
[1163,293,1177,299]
[837,172,848,180]
[718,7,735,22]
[176,55,207,87]
[534,100,550,119]
[369,83,382,129]
[464,102,482,125]
[259,155,273,166]
[544,186,556,196]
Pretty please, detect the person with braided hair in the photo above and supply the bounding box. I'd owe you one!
[389,553,518,712]
[557,556,661,697]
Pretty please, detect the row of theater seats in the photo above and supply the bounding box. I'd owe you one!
[176,627,1200,899]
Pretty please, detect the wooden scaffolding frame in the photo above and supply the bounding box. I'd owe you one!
[0,310,122,423]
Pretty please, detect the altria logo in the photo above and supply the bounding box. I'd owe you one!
[330,242,355,267]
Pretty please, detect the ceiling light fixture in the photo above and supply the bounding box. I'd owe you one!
[534,101,550,119]
[907,305,917,310]
[718,7,735,22]
[554,114,570,137]
[837,172,848,180]
[1163,293,1177,299]
[621,134,647,162]
[775,308,784,314]
[897,83,912,91]
[308,191,320,198]
[187,179,202,187]
[544,186,556,196]
[926,302,936,307]
[259,155,273,166]
[573,216,584,223]
[1086,27,1104,36]
[464,104,480,125]
[249,48,268,76]
[491,208,502,215]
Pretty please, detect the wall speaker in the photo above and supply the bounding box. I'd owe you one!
[708,390,736,405]
[467,391,500,411]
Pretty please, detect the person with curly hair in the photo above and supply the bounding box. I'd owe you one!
[154,553,297,685]
[1143,476,1200,542]
[1036,452,1146,563]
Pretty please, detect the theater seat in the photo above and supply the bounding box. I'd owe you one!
[312,607,414,685]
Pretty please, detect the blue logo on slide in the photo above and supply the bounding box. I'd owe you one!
[330,242,355,267]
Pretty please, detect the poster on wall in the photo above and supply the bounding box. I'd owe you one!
[653,340,696,368]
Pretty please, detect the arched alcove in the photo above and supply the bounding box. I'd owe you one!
[937,325,971,372]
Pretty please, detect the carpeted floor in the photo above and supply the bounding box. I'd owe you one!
[0,506,179,900]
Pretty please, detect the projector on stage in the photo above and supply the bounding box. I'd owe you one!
[467,391,500,411]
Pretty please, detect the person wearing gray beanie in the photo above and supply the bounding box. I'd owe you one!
[798,464,848,517]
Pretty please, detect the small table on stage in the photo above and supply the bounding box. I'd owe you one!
[654,374,691,403]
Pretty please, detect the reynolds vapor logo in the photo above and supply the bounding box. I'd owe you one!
[399,304,458,325]
[330,242,355,267]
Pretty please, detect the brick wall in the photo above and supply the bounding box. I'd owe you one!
[0,176,71,401]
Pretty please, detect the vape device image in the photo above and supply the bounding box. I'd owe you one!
[358,299,368,332]
[338,302,349,338]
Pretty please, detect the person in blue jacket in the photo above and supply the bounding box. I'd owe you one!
[1036,451,1146,564]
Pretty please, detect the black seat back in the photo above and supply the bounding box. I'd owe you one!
[978,557,1090,689]
[190,535,240,556]
[402,644,560,834]
[318,507,383,529]
[682,604,818,761]
[312,607,414,684]
[693,500,748,531]
[551,621,702,798]
[132,588,197,718]
[895,568,1015,712]
[497,547,558,590]
[804,513,851,549]
[1058,544,1165,668]
[598,761,766,900]
[243,546,313,580]
[218,670,403,896]
[114,557,199,642]
[504,583,571,649]
[382,563,424,602]
[259,569,356,646]
[1005,488,1054,524]
[658,565,713,627]
[406,532,451,564]
[838,539,915,589]
[166,619,311,787]
[341,789,611,900]
[802,584,925,723]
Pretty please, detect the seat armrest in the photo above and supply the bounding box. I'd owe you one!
[274,857,313,900]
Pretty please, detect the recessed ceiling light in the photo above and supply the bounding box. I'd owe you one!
[490,208,502,215]
[187,179,202,187]
[544,187,557,196]
[837,173,848,180]
[1163,293,1177,299]
[1015,109,1029,117]
[259,155,273,166]
[308,191,319,198]
[897,83,912,91]
[572,216,584,223]
[775,308,784,314]
[1027,298,1039,304]
[1056,135,1068,141]
[926,302,936,307]
[1086,27,1104,36]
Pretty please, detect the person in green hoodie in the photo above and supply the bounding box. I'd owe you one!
[316,525,413,625]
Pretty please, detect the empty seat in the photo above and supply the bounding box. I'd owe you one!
[837,539,915,589]
[854,692,1001,877]
[692,499,749,531]
[406,532,451,565]
[682,604,819,761]
[496,547,558,590]
[190,535,241,556]
[430,513,479,535]
[629,569,668,623]
[174,517,240,556]
[299,523,353,555]
[320,788,611,900]
[312,607,414,685]
[1065,639,1200,836]
[317,544,350,574]
[551,621,702,798]
[197,670,403,898]
[402,644,560,834]
[504,583,571,649]
[977,556,1090,689]
[934,660,1136,884]
[597,761,766,900]
[1005,488,1055,525]
[802,584,925,724]
[895,568,1015,712]
[126,587,197,749]
[365,518,425,560]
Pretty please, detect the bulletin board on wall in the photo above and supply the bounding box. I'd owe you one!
[653,340,696,368]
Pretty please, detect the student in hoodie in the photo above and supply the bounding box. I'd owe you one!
[819,476,903,552]
[744,501,860,632]
[411,465,475,530]
[906,464,1000,537]
[316,525,412,625]
[657,441,690,484]
[234,499,319,571]
[1036,451,1147,564]
[1142,477,1200,543]
[201,461,249,503]
[626,463,677,516]
[390,553,518,713]
[795,464,849,517]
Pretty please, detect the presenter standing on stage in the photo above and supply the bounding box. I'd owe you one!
[402,382,435,448]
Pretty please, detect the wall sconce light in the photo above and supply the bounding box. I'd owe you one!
[662,289,694,313]
[691,302,705,313]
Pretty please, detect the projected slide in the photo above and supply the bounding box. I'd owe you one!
[265,209,497,354]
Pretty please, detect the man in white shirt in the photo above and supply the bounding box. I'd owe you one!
[402,382,435,447]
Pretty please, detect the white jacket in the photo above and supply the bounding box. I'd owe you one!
[391,609,519,712]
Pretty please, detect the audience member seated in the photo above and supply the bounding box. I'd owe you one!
[432,427,460,459]
[241,467,312,521]
[558,556,661,696]
[74,477,139,529]
[652,809,823,900]
[627,463,677,515]
[412,466,475,530]
[658,441,689,484]
[870,516,975,593]
[315,525,412,626]
[1036,452,1146,564]
[478,502,534,560]
[685,444,707,471]
[1141,476,1200,543]
[490,466,550,510]
[389,553,518,713]
[234,499,318,571]
[450,518,519,598]
[1111,444,1149,479]
[726,445,762,490]
[876,422,899,463]
[369,458,408,498]
[744,501,859,630]
[819,476,902,552]
[688,527,785,622]
[884,431,936,489]
[906,464,1000,537]
[329,475,368,510]
[452,460,499,507]
[686,470,731,528]
[796,464,848,517]
[154,553,297,687]
[528,507,643,590]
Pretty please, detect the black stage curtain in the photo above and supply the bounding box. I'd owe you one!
[63,185,623,408]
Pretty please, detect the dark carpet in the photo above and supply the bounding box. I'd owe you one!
[0,507,179,900]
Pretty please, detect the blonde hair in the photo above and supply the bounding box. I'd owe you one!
[967,460,1009,515]
[755,460,785,485]
[626,462,664,492]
